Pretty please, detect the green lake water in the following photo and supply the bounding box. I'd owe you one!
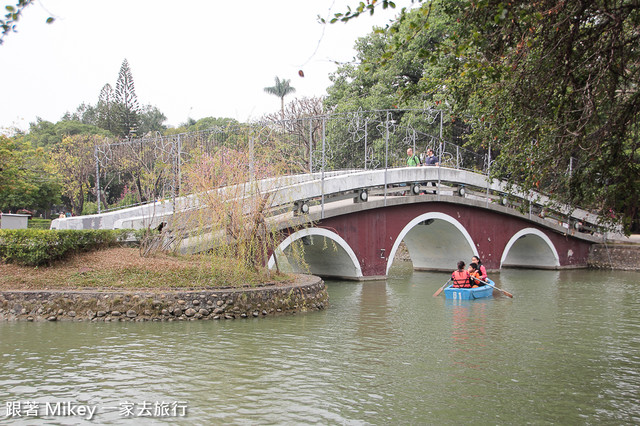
[1,264,639,424]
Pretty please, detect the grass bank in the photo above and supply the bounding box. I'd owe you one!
[0,247,292,291]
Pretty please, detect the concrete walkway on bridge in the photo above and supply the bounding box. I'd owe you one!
[613,234,640,244]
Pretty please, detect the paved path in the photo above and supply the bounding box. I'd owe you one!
[612,234,640,244]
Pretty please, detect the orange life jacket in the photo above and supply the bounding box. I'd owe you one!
[452,270,471,288]
[469,270,482,286]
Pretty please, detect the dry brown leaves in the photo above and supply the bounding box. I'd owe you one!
[0,247,288,291]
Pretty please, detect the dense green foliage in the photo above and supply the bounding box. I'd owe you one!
[0,135,60,212]
[17,118,113,148]
[1,112,240,217]
[327,0,640,232]
[166,117,240,135]
[0,229,131,266]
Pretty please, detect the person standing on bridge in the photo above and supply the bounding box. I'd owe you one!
[421,148,439,193]
[423,148,439,167]
[405,148,422,195]
[406,148,422,167]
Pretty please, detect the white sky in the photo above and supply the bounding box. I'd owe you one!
[1,0,405,131]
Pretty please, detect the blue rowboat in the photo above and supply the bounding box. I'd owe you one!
[444,279,495,300]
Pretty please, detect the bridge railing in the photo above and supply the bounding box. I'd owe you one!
[92,108,491,214]
[85,108,616,239]
[303,109,487,174]
[274,167,609,240]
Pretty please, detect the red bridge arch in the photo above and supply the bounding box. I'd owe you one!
[270,199,594,280]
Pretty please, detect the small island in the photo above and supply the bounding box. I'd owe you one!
[0,244,328,322]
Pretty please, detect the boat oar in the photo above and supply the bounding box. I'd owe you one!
[433,278,451,297]
[478,279,514,298]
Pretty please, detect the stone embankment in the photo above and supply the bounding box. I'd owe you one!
[588,242,640,271]
[0,275,327,322]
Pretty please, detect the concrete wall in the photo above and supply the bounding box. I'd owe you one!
[0,214,29,229]
[588,244,640,271]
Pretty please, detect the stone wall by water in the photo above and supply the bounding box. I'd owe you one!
[0,275,327,322]
[588,243,640,271]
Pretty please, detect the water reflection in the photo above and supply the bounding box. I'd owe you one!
[357,280,394,340]
[448,300,490,355]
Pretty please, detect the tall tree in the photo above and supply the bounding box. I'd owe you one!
[264,76,296,116]
[114,59,140,139]
[96,83,117,134]
[48,134,100,216]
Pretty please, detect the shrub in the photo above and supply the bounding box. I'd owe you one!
[0,229,132,266]
[28,218,52,230]
[81,201,99,216]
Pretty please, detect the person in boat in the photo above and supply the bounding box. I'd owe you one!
[468,263,482,288]
[451,261,472,288]
[472,255,488,281]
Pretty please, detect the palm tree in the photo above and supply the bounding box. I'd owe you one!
[264,76,296,116]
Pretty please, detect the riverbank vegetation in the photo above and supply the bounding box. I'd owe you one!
[0,228,294,290]
[0,229,130,266]
[0,246,292,291]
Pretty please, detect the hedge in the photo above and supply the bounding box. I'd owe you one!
[27,218,52,230]
[0,229,133,266]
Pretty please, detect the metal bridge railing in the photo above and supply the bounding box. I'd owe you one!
[89,107,613,237]
[93,108,490,214]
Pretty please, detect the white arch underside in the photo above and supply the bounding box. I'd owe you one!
[269,220,561,280]
[386,212,477,274]
[501,228,560,268]
[268,228,363,279]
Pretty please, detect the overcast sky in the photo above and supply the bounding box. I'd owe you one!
[0,1,405,132]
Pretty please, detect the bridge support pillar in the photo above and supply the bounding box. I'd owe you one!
[321,210,396,278]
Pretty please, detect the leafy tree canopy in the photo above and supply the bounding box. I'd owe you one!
[187,116,239,131]
[0,134,60,212]
[48,134,103,216]
[20,118,112,148]
[138,104,167,136]
[166,117,240,135]
[328,0,640,232]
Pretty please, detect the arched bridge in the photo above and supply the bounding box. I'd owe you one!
[52,166,613,280]
[271,196,595,280]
